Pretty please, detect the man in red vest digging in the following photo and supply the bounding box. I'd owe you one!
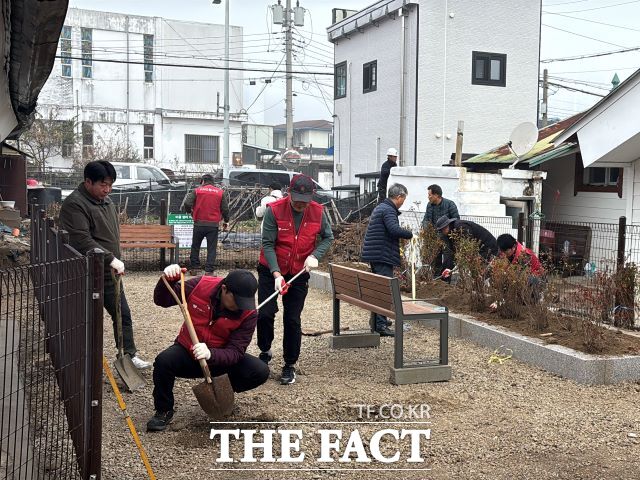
[257,174,334,385]
[182,173,229,275]
[147,266,269,432]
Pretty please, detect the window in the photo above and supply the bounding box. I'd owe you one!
[185,134,219,163]
[363,60,377,93]
[114,164,131,180]
[144,34,154,82]
[82,122,93,158]
[472,51,506,87]
[81,28,92,78]
[60,120,74,157]
[136,166,165,182]
[60,26,72,77]
[574,155,623,198]
[143,124,154,159]
[334,61,347,99]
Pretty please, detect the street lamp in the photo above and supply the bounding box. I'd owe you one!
[212,0,229,183]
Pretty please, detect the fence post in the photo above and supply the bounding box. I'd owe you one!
[617,216,627,269]
[85,248,104,479]
[517,212,525,244]
[160,199,167,267]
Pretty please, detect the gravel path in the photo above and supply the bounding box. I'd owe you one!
[100,271,640,480]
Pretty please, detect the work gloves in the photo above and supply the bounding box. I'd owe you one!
[110,258,125,275]
[304,255,318,272]
[441,268,452,278]
[274,275,286,293]
[163,264,182,281]
[192,342,211,361]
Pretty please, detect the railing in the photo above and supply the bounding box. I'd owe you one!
[0,213,104,479]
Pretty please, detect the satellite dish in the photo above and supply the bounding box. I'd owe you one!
[507,122,538,168]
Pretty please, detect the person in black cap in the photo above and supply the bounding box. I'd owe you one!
[257,173,334,385]
[147,265,269,432]
[435,215,499,278]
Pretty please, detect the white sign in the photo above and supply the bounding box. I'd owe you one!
[167,214,205,249]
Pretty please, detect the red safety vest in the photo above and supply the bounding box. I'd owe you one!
[259,197,323,275]
[175,276,252,352]
[192,184,223,223]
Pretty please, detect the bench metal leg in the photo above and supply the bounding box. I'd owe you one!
[333,297,340,335]
[394,314,403,369]
[439,314,449,366]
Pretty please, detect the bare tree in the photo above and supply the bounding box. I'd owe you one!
[19,109,77,170]
[72,125,141,169]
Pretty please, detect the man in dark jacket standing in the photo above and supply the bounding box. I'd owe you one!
[147,265,269,431]
[436,216,498,276]
[362,183,414,336]
[377,147,398,203]
[59,160,151,369]
[182,173,229,275]
[257,174,333,385]
[421,184,460,277]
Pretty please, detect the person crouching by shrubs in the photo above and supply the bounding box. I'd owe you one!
[147,265,269,432]
[361,183,414,337]
[491,234,545,311]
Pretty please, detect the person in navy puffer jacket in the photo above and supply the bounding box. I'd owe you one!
[361,183,413,337]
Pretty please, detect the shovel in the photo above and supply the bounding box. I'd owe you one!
[256,268,307,310]
[161,270,234,419]
[112,273,146,392]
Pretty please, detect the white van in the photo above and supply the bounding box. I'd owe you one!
[111,162,184,190]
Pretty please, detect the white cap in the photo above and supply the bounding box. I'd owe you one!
[386,147,398,157]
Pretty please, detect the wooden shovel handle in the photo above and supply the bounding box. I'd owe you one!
[161,273,213,384]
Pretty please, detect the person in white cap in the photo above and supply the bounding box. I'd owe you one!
[377,147,398,203]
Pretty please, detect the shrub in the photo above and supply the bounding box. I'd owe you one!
[454,234,489,311]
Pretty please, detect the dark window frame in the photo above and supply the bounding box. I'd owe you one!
[82,122,93,158]
[574,154,623,198]
[81,27,92,79]
[185,134,220,164]
[471,51,506,87]
[144,34,154,83]
[334,61,347,99]
[363,60,377,93]
[143,124,154,159]
[61,26,72,77]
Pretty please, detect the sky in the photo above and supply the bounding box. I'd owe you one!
[69,0,640,126]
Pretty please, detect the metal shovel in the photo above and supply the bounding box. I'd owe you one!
[161,271,234,419]
[112,273,146,392]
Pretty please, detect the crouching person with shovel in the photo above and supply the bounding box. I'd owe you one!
[146,265,269,432]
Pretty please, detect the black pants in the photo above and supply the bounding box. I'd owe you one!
[152,343,269,413]
[190,225,220,273]
[370,262,393,331]
[103,275,137,356]
[256,264,309,365]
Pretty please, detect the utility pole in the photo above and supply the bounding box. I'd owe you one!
[223,0,230,181]
[542,68,548,128]
[285,0,293,149]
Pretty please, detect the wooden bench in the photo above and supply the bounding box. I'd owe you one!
[120,224,179,265]
[329,264,451,384]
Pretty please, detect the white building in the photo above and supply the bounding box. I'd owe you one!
[37,8,246,171]
[328,0,541,186]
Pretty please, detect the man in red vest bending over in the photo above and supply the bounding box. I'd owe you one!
[183,173,229,275]
[257,174,334,385]
[147,266,269,432]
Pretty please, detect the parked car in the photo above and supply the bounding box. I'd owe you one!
[111,162,185,191]
[226,168,335,201]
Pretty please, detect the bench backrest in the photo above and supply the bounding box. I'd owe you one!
[329,264,399,315]
[120,224,173,242]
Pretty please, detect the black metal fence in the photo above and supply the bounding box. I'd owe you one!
[0,213,103,479]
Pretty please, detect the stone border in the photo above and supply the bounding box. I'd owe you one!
[309,271,640,385]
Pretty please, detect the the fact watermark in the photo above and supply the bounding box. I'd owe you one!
[208,403,432,471]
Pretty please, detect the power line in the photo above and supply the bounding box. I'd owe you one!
[544,0,590,5]
[542,11,640,32]
[244,54,286,112]
[549,0,640,13]
[542,24,628,48]
[56,55,334,75]
[544,80,607,97]
[550,66,638,73]
[542,46,640,62]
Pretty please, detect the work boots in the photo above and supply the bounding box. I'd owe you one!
[146,410,174,432]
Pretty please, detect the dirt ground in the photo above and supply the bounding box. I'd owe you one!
[100,271,640,480]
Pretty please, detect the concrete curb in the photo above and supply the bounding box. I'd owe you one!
[310,270,640,385]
